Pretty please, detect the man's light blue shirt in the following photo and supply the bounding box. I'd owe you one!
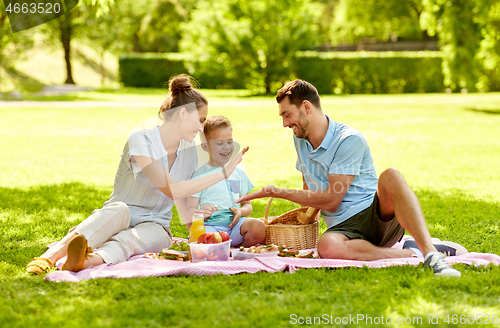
[294,115,378,228]
[192,164,254,227]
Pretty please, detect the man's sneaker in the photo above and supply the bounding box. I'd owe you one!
[424,253,461,277]
[403,238,468,256]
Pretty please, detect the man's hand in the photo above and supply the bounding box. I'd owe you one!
[235,174,354,212]
[228,207,242,228]
[201,204,218,220]
[235,185,280,203]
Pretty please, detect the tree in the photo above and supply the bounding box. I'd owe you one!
[180,0,324,93]
[0,1,38,91]
[0,3,34,65]
[77,0,155,85]
[317,0,339,45]
[59,13,75,84]
[136,0,189,52]
[1,0,126,88]
[37,0,117,85]
[479,1,500,90]
[34,7,84,85]
[330,0,424,45]
[421,0,500,91]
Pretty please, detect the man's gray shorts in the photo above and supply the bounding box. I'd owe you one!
[324,193,405,247]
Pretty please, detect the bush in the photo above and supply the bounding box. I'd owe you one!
[119,53,187,88]
[482,67,500,92]
[296,51,446,94]
[119,51,500,93]
[118,53,245,89]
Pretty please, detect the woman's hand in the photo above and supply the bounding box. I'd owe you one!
[228,207,242,228]
[201,204,218,220]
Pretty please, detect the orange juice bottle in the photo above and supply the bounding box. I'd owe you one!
[189,210,206,243]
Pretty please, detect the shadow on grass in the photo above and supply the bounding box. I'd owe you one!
[415,189,500,254]
[3,66,45,92]
[74,48,117,81]
[0,182,111,214]
[0,183,111,267]
[2,186,500,327]
[171,183,500,254]
[464,107,500,115]
[2,182,499,272]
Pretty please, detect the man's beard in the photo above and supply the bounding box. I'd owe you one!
[294,111,309,138]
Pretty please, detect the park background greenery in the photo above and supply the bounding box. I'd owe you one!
[1,0,500,327]
[1,0,500,94]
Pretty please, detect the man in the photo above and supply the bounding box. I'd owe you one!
[236,80,466,277]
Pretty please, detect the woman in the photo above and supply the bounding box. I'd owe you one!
[26,74,248,274]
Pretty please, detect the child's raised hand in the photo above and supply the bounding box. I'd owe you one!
[228,207,242,228]
[223,146,249,177]
[201,204,218,220]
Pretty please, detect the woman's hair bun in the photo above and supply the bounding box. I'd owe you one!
[158,74,207,119]
[168,74,193,95]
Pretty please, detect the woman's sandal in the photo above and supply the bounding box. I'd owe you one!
[62,234,93,272]
[26,257,55,275]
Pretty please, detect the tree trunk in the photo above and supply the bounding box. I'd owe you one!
[264,73,271,94]
[422,30,431,41]
[133,32,142,52]
[60,14,75,84]
[100,50,105,86]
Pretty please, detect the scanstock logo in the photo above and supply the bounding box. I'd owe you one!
[3,0,79,33]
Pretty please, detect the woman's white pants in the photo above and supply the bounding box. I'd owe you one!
[75,202,172,264]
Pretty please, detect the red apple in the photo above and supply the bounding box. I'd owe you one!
[191,248,207,261]
[207,251,219,261]
[218,231,230,242]
[205,231,222,244]
[207,248,228,261]
[214,248,229,261]
[197,233,207,244]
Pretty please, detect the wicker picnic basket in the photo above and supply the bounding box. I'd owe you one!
[262,197,319,250]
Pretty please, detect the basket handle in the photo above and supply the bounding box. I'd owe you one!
[264,197,274,225]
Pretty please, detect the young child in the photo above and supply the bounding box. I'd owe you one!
[190,115,265,247]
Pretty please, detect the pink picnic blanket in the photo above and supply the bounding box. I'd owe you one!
[44,237,500,283]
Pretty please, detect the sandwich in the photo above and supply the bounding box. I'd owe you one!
[159,249,189,261]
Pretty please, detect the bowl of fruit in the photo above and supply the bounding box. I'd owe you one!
[189,231,231,262]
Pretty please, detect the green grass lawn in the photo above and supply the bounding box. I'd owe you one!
[1,90,500,327]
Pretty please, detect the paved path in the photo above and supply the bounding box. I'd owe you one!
[0,101,160,108]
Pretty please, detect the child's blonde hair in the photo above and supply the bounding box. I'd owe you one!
[203,115,232,140]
